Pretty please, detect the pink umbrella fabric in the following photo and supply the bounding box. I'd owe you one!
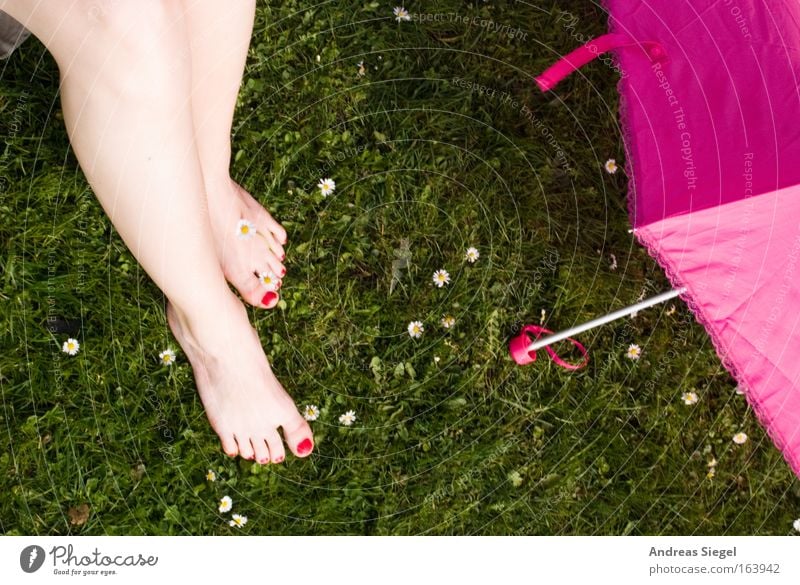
[535,0,800,478]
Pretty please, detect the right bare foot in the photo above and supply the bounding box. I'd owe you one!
[166,295,313,463]
[205,177,288,309]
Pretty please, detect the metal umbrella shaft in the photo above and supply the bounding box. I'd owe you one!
[528,288,687,352]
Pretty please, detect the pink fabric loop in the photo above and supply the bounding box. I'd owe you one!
[509,324,589,370]
[535,33,666,92]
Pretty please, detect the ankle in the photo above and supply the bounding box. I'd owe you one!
[169,290,249,351]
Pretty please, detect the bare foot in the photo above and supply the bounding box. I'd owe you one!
[206,178,288,308]
[166,295,314,462]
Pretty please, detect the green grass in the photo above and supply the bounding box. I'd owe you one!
[1,0,798,535]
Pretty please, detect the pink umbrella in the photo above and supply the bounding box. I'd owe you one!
[510,0,800,478]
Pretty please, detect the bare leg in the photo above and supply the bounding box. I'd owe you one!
[1,0,313,462]
[182,0,288,309]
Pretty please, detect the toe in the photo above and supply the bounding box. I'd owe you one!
[258,229,286,264]
[220,433,239,458]
[257,208,288,246]
[251,437,271,465]
[228,270,280,309]
[265,430,286,463]
[235,435,255,460]
[282,414,314,458]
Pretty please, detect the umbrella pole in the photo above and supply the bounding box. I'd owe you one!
[527,287,687,352]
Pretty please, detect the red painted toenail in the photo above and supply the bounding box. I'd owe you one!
[274,455,284,463]
[276,280,282,290]
[262,291,278,306]
[297,438,313,455]
[280,267,286,277]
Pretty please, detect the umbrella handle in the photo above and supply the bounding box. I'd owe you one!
[509,324,589,370]
[535,33,667,92]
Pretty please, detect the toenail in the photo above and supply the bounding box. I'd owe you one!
[258,458,269,464]
[276,280,281,290]
[280,267,286,277]
[297,438,313,455]
[274,455,284,463]
[261,291,278,306]
[280,252,286,261]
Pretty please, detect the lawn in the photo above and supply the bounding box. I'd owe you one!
[1,0,798,535]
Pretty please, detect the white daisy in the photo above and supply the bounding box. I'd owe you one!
[625,344,641,360]
[793,518,800,533]
[441,315,456,329]
[407,320,424,338]
[339,410,357,426]
[393,6,411,22]
[257,271,279,291]
[681,391,698,405]
[62,338,80,356]
[236,219,256,239]
[432,269,451,288]
[159,348,176,366]
[465,247,480,263]
[229,514,248,528]
[303,404,320,421]
[605,159,618,174]
[433,356,441,363]
[206,470,216,482]
[317,177,336,196]
[706,467,716,480]
[357,60,366,77]
[609,253,618,271]
[732,432,748,445]
[218,495,232,513]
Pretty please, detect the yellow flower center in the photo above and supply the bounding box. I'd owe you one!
[241,225,249,234]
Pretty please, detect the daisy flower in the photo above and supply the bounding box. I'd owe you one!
[159,348,176,366]
[706,468,716,480]
[62,338,80,356]
[793,518,800,533]
[218,496,233,513]
[625,344,642,360]
[408,320,424,338]
[707,457,718,468]
[609,253,618,271]
[465,247,480,263]
[434,356,441,363]
[432,269,451,288]
[604,159,618,174]
[441,315,456,329]
[732,432,748,445]
[339,410,357,426]
[206,470,217,482]
[257,271,279,291]
[236,219,256,240]
[303,404,320,421]
[681,391,698,405]
[393,6,411,22]
[317,177,336,196]
[357,60,366,77]
[229,514,248,528]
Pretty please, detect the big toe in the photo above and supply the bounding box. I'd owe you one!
[282,414,314,458]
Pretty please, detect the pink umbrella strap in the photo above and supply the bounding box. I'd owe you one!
[509,324,589,370]
[535,33,667,92]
